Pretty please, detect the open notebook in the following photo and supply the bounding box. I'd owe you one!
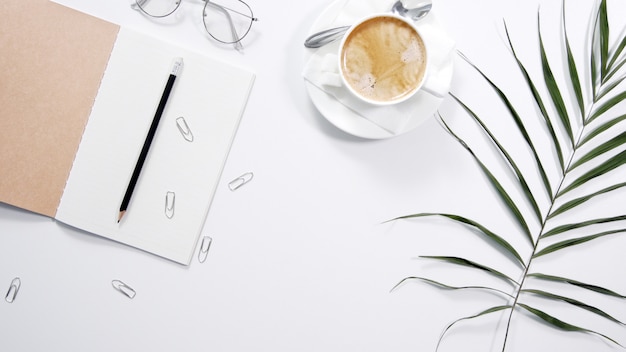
[0,0,255,264]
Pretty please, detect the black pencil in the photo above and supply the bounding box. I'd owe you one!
[118,57,183,223]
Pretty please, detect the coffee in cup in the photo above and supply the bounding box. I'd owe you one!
[339,14,431,105]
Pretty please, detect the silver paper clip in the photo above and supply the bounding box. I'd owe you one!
[111,279,136,299]
[176,117,194,142]
[5,277,21,303]
[228,172,254,191]
[198,236,213,263]
[165,191,176,219]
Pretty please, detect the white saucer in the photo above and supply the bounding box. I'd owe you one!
[303,0,454,139]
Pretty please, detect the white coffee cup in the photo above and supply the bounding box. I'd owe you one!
[337,13,443,106]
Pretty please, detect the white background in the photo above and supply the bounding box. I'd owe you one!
[1,0,626,351]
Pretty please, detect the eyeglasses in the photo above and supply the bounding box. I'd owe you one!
[131,0,258,49]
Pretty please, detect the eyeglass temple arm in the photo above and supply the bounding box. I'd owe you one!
[131,0,148,10]
[204,0,258,21]
[204,1,245,50]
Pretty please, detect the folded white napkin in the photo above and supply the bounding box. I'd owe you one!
[303,0,455,134]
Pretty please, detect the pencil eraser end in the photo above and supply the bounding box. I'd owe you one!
[171,57,183,75]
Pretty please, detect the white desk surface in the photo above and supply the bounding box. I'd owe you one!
[2,0,626,351]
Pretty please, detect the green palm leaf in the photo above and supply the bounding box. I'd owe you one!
[533,229,626,257]
[578,113,626,146]
[456,53,554,199]
[558,149,626,196]
[596,74,626,101]
[569,131,626,170]
[503,21,566,170]
[606,31,626,72]
[518,304,623,347]
[562,2,585,120]
[590,0,609,93]
[597,0,609,79]
[527,273,626,299]
[588,90,626,122]
[522,289,625,325]
[438,115,535,246]
[435,306,513,352]
[420,256,519,287]
[539,12,574,146]
[548,182,626,218]
[450,95,543,223]
[391,276,515,299]
[541,214,626,238]
[389,212,525,267]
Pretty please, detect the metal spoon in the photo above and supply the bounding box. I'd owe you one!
[303,1,432,48]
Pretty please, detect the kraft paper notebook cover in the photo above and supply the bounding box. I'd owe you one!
[0,0,255,264]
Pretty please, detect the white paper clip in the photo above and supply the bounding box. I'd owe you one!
[111,279,136,299]
[176,117,194,142]
[198,236,213,263]
[228,172,254,191]
[5,277,21,303]
[165,191,175,219]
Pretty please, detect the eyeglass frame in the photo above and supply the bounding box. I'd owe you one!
[131,0,258,47]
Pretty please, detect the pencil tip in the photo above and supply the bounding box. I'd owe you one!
[117,210,126,223]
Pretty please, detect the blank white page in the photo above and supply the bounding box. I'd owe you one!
[56,27,255,264]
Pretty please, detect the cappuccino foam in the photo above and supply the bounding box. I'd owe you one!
[340,16,427,103]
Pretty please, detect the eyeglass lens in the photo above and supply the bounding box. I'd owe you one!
[203,0,255,44]
[134,0,181,18]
